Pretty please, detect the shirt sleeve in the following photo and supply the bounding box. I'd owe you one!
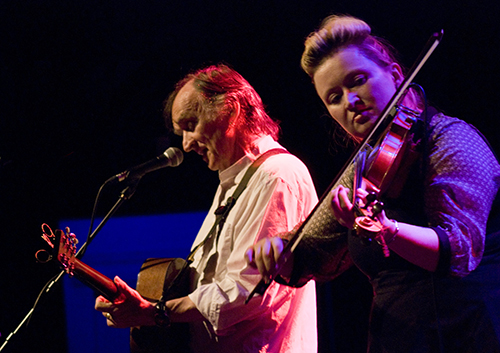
[286,163,356,285]
[188,154,318,334]
[425,114,500,276]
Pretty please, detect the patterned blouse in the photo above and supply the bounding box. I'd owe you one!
[289,112,500,284]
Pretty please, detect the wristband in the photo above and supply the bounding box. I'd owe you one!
[154,300,171,328]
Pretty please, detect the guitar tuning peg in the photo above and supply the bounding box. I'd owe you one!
[35,249,52,263]
[41,234,55,248]
[63,226,79,245]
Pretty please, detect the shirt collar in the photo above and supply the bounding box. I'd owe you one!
[218,135,281,190]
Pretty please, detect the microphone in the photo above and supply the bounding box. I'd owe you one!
[109,147,183,184]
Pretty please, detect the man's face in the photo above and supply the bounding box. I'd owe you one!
[171,80,244,171]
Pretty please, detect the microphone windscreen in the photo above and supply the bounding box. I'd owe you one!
[164,147,184,167]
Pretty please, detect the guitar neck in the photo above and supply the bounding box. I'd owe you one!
[69,257,119,301]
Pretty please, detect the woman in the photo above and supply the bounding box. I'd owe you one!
[246,15,500,352]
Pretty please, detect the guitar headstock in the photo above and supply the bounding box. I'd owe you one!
[37,223,79,276]
[37,223,119,300]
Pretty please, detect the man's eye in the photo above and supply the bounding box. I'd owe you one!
[180,119,197,132]
[186,121,196,131]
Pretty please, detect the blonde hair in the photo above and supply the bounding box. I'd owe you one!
[301,15,423,110]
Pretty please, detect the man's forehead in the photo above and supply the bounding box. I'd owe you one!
[171,81,200,133]
[174,81,198,109]
[172,82,197,117]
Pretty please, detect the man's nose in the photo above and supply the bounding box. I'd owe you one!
[182,131,196,152]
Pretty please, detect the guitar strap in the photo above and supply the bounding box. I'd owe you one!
[160,147,289,302]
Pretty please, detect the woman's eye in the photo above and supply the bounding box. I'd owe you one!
[328,93,341,105]
[353,75,367,86]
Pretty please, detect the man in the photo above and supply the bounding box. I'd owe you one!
[95,64,318,352]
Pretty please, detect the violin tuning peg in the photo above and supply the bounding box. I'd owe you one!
[366,193,377,205]
[372,201,385,216]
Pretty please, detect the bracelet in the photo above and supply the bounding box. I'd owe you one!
[384,219,399,245]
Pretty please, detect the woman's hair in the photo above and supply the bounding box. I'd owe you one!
[163,64,280,141]
[301,15,423,110]
[301,15,399,78]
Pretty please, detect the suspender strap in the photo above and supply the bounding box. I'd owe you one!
[186,148,288,262]
[159,147,288,306]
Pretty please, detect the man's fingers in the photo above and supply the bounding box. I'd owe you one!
[95,296,112,311]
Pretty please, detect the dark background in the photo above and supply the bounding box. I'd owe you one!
[1,0,499,352]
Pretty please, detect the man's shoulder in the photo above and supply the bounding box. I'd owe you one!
[257,152,313,183]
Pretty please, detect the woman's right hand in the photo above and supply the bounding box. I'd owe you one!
[246,237,291,283]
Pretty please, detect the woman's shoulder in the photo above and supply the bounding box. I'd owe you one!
[428,112,468,131]
[426,111,500,171]
[427,112,489,147]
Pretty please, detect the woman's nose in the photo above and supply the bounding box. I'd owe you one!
[346,91,361,110]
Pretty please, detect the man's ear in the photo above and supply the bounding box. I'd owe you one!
[226,99,241,130]
[229,100,241,120]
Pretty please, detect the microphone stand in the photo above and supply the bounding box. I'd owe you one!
[0,182,139,352]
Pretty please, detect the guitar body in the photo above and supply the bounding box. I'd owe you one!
[130,258,193,353]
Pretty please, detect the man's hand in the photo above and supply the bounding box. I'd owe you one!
[94,276,156,328]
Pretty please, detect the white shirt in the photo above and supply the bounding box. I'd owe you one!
[188,135,318,353]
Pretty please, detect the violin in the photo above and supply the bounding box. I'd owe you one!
[352,104,421,256]
[246,29,444,303]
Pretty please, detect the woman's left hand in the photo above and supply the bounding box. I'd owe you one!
[94,276,156,328]
[330,185,357,228]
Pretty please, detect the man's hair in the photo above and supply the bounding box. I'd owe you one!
[163,64,280,140]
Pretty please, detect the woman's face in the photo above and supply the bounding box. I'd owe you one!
[313,46,404,142]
